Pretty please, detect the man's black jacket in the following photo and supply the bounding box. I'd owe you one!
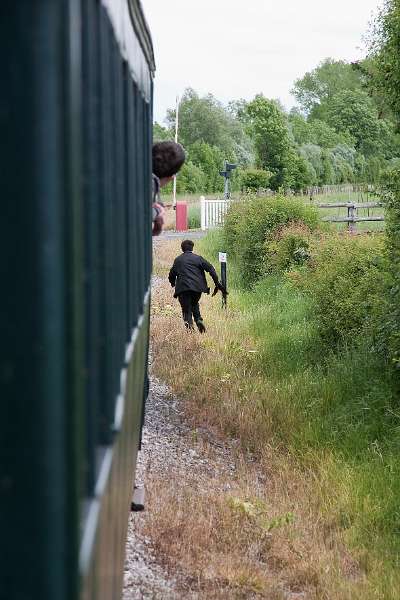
[168,251,219,298]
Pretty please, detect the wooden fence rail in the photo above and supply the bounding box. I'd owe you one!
[317,201,384,232]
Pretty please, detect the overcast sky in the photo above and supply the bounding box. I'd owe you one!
[142,0,382,124]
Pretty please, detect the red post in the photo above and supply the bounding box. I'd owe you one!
[175,201,188,231]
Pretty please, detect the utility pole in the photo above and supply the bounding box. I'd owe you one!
[173,95,180,209]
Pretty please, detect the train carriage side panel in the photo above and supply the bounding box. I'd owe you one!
[0,1,155,599]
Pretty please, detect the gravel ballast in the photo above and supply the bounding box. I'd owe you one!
[122,376,240,599]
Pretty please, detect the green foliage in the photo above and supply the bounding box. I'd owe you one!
[309,119,355,148]
[188,205,201,229]
[295,233,385,346]
[369,0,400,120]
[224,196,319,283]
[245,96,297,189]
[153,122,172,141]
[197,229,400,588]
[299,144,324,184]
[265,223,312,274]
[166,88,254,166]
[240,168,271,192]
[288,109,311,144]
[288,151,315,189]
[325,89,393,156]
[370,1,400,376]
[156,47,400,195]
[289,111,354,148]
[331,144,356,182]
[188,141,225,193]
[176,161,206,194]
[292,58,364,117]
[380,167,400,369]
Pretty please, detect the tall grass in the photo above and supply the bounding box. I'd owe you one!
[188,204,201,229]
[192,230,400,598]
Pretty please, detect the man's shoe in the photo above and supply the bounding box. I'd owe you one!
[184,321,194,331]
[196,319,206,333]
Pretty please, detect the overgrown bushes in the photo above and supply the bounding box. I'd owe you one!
[224,196,388,356]
[380,166,400,370]
[264,222,312,274]
[294,233,385,346]
[224,196,319,283]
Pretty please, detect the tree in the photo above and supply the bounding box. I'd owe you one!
[288,111,355,149]
[227,98,249,123]
[308,119,355,149]
[299,144,338,185]
[325,89,393,156]
[330,145,356,182]
[292,59,364,118]
[290,153,316,190]
[165,88,252,164]
[288,110,312,145]
[188,141,225,193]
[369,0,400,121]
[240,168,271,192]
[176,161,206,194]
[246,95,295,189]
[153,122,172,141]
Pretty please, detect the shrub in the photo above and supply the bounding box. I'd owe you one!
[224,196,319,284]
[240,168,271,192]
[296,233,385,346]
[380,166,400,370]
[265,223,312,274]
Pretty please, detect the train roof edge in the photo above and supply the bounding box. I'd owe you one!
[101,0,156,101]
[129,0,156,75]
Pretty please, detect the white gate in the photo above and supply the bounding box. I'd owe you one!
[200,196,230,230]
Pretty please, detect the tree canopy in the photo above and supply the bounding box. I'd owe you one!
[292,59,364,118]
[153,54,400,194]
[165,88,253,165]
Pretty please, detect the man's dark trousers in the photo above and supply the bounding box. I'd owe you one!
[178,291,202,326]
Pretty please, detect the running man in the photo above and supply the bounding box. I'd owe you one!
[168,239,226,332]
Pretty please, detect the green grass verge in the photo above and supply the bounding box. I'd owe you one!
[196,229,400,597]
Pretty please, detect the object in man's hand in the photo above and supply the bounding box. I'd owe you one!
[212,282,228,297]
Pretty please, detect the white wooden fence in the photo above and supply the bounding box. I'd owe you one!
[200,196,230,230]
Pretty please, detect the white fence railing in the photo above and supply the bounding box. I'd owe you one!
[200,196,230,230]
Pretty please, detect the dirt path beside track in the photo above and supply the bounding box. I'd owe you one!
[122,375,253,599]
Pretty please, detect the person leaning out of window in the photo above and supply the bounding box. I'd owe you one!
[152,141,186,236]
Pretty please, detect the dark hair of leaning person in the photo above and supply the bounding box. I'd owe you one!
[152,141,186,178]
[181,239,194,252]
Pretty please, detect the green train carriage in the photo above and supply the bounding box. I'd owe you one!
[1,1,155,598]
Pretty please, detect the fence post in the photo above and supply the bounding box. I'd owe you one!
[200,195,206,231]
[348,203,356,233]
